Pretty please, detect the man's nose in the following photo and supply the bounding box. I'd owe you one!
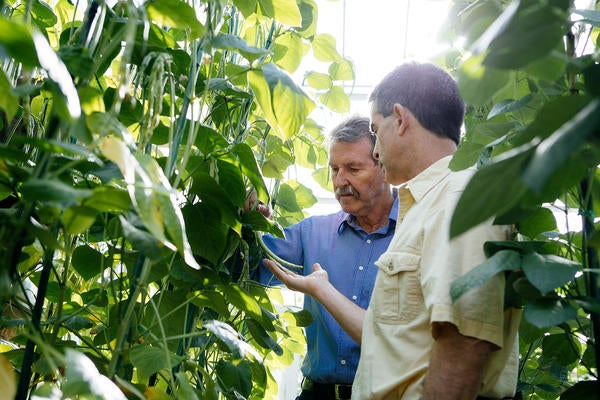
[333,169,348,186]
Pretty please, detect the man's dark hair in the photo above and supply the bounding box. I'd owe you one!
[368,62,465,145]
[329,116,376,163]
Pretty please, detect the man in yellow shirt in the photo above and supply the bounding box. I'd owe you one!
[265,62,521,400]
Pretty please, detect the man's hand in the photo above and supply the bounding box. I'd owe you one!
[244,190,272,218]
[263,259,329,296]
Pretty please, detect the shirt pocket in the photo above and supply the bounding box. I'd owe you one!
[373,252,423,324]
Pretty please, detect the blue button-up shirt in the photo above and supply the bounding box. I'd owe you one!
[255,197,398,384]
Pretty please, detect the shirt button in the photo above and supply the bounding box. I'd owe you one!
[358,265,364,271]
[352,295,357,300]
[366,239,372,244]
[340,360,346,365]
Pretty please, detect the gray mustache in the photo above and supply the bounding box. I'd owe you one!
[335,186,358,198]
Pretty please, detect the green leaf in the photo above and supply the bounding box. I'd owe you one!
[0,70,18,121]
[119,216,164,262]
[130,345,184,380]
[258,0,301,26]
[450,147,532,238]
[283,309,313,327]
[560,381,600,400]
[0,17,39,68]
[215,359,253,397]
[312,167,331,192]
[524,298,577,328]
[145,0,204,39]
[222,284,266,326]
[232,143,269,204]
[311,33,340,62]
[296,0,318,38]
[450,249,521,302]
[242,210,284,237]
[517,206,556,238]
[20,179,92,204]
[246,318,283,355]
[487,95,533,120]
[521,99,600,193]
[329,59,354,81]
[457,54,511,106]
[211,34,269,62]
[276,180,317,212]
[62,315,95,332]
[542,333,580,366]
[319,85,350,113]
[62,205,98,235]
[71,245,106,280]
[189,290,229,316]
[182,203,229,266]
[482,1,569,69]
[84,186,131,212]
[232,0,256,17]
[521,253,580,295]
[30,0,57,28]
[305,71,332,90]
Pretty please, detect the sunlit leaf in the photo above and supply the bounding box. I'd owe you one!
[311,33,340,62]
[0,17,39,67]
[233,0,257,17]
[216,359,253,397]
[222,283,265,325]
[296,0,317,38]
[146,0,204,38]
[258,0,301,26]
[487,95,533,120]
[276,180,317,212]
[273,31,309,73]
[119,216,164,261]
[319,85,350,112]
[0,354,16,400]
[305,71,332,90]
[246,318,283,355]
[62,205,97,235]
[329,59,354,81]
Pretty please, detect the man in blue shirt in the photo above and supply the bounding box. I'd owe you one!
[250,116,397,400]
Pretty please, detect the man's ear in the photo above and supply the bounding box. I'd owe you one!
[392,103,408,134]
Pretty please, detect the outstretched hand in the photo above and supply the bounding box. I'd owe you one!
[244,190,272,218]
[263,259,330,296]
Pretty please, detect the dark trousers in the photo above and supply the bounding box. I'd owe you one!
[296,379,352,400]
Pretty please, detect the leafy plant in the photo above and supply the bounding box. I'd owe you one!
[443,0,600,398]
[0,0,353,398]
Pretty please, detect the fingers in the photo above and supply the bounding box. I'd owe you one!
[312,263,322,272]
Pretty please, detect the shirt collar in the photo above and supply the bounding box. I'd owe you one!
[337,190,399,234]
[399,155,453,203]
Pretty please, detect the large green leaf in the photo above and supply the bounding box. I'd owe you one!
[203,320,253,359]
[62,205,98,235]
[450,249,521,302]
[182,202,229,266]
[232,0,257,17]
[245,318,283,355]
[215,359,253,397]
[232,143,269,204]
[145,0,204,38]
[222,283,267,328]
[521,252,580,295]
[524,298,577,328]
[84,186,131,212]
[517,206,556,238]
[242,210,284,237]
[450,147,533,238]
[476,1,569,69]
[329,59,354,81]
[305,71,332,90]
[71,245,106,280]
[296,0,318,38]
[521,99,600,193]
[249,63,314,139]
[119,216,164,262]
[130,345,184,380]
[542,333,580,366]
[276,180,317,212]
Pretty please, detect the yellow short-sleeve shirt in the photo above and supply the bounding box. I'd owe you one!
[352,156,521,400]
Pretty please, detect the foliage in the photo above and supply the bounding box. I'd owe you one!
[443,0,600,398]
[0,0,352,398]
